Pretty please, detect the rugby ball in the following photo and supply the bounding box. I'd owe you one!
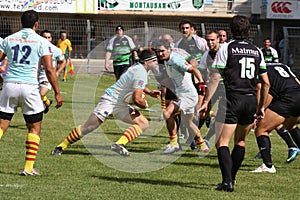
[123,92,146,104]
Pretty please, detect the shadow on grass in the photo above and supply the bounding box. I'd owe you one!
[91,175,216,189]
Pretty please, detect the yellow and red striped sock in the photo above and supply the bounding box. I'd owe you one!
[43,96,51,107]
[24,133,40,173]
[169,133,178,146]
[117,125,143,145]
[58,125,82,150]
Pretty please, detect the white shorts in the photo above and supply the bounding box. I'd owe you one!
[174,93,198,114]
[93,93,133,122]
[0,82,44,115]
[40,80,52,90]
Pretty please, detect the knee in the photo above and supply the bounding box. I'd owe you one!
[139,118,149,131]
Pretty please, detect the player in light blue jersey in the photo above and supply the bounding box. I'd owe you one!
[39,30,66,113]
[0,10,63,176]
[52,49,161,157]
[155,39,209,154]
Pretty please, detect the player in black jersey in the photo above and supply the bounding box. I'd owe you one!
[251,63,300,173]
[200,15,270,192]
[253,38,299,163]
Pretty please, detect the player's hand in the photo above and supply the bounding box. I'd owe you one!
[196,81,207,96]
[149,90,161,98]
[199,101,209,118]
[55,93,63,109]
[105,64,110,71]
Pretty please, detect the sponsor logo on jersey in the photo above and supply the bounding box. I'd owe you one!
[232,47,259,56]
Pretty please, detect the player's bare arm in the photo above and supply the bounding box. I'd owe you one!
[42,55,63,108]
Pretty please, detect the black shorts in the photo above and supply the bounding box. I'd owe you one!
[165,88,177,100]
[216,92,257,125]
[268,91,300,118]
[113,65,130,77]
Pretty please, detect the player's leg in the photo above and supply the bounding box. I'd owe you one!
[22,112,43,176]
[275,124,299,163]
[251,108,284,173]
[215,122,236,192]
[111,106,149,156]
[40,81,52,113]
[52,95,111,155]
[231,123,253,183]
[163,101,180,154]
[0,113,13,139]
[181,113,209,153]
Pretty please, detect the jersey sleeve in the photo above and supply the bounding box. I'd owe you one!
[106,36,116,52]
[212,43,228,73]
[171,52,191,73]
[258,48,267,75]
[199,51,208,70]
[132,68,148,89]
[126,36,137,51]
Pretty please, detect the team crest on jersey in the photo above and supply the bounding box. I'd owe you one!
[138,80,144,87]
[48,46,53,53]
[22,33,29,40]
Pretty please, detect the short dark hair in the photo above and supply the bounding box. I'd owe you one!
[60,31,67,35]
[40,29,51,36]
[230,15,250,39]
[179,19,194,29]
[21,10,39,28]
[139,49,157,63]
[155,39,171,49]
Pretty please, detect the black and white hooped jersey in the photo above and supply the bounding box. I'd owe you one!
[266,63,300,98]
[212,40,267,95]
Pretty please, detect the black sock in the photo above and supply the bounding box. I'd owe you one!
[289,127,300,148]
[204,121,215,141]
[231,145,245,182]
[198,118,206,129]
[256,135,273,168]
[217,146,232,184]
[277,127,297,148]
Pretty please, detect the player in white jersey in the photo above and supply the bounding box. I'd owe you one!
[0,10,63,176]
[52,49,161,157]
[39,30,66,113]
[155,39,209,154]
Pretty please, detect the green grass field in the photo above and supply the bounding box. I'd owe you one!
[0,73,300,200]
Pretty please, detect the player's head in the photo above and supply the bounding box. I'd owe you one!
[263,37,272,49]
[40,30,52,42]
[60,31,67,40]
[206,30,220,51]
[155,39,171,61]
[116,25,124,36]
[230,15,250,39]
[162,34,174,45]
[139,49,158,70]
[179,19,194,38]
[218,29,227,43]
[21,10,39,29]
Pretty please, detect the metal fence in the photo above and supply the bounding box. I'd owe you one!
[282,27,300,77]
[0,15,261,60]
